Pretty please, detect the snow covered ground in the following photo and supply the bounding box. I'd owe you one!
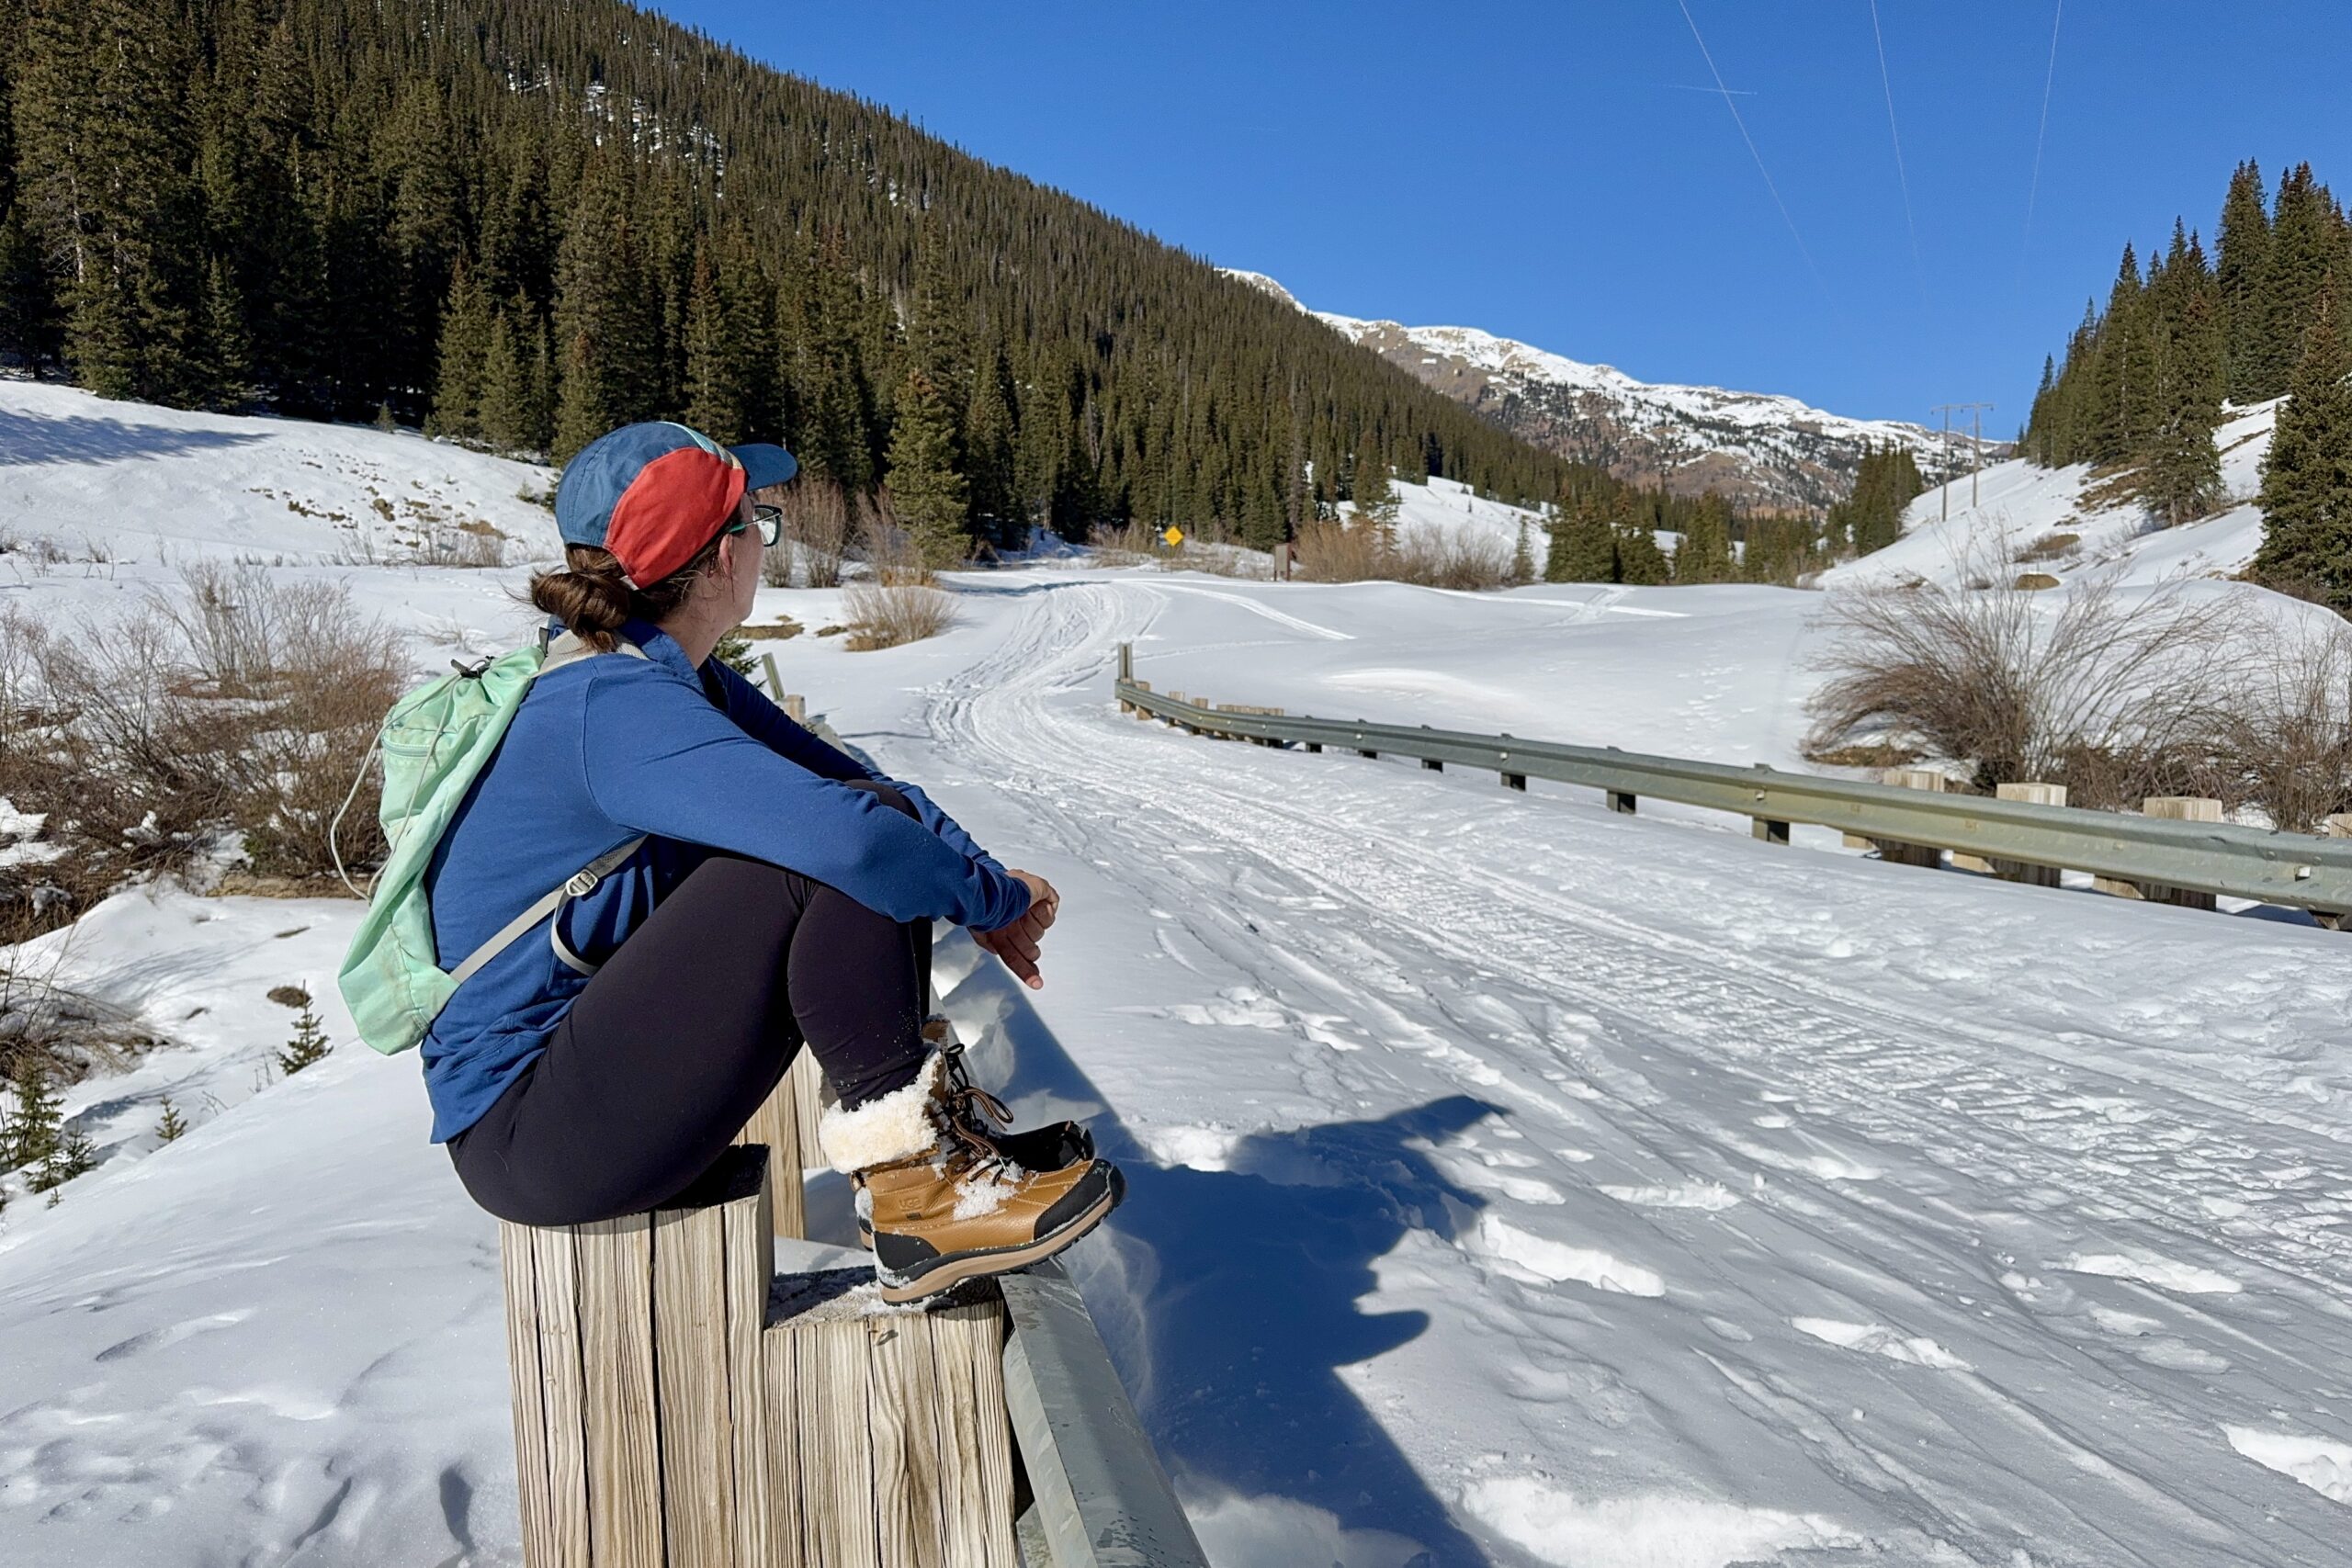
[1820,400,2277,593]
[3,385,2349,1567]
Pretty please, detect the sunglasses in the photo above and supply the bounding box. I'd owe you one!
[722,502,783,548]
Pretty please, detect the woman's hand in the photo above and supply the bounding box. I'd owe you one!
[976,871,1058,989]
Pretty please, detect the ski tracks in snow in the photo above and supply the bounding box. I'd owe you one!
[920,580,2352,1568]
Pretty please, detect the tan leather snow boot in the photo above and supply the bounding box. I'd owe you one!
[820,1050,1122,1303]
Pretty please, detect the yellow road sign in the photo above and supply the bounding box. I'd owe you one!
[1162,526,1184,547]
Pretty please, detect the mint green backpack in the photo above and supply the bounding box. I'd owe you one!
[335,632,648,1055]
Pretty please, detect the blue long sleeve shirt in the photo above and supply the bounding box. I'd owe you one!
[418,618,1030,1143]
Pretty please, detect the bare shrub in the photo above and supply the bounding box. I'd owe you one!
[856,498,934,588]
[1293,519,1390,583]
[842,584,956,650]
[1294,519,1516,590]
[2013,531,2081,564]
[0,567,405,935]
[770,478,852,588]
[1091,520,1162,568]
[1391,526,1517,591]
[1804,573,2237,803]
[2185,619,2352,831]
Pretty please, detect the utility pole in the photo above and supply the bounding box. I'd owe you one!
[1930,402,1995,515]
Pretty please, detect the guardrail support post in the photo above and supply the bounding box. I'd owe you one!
[1607,790,1636,815]
[1983,783,2066,884]
[1503,772,1526,791]
[2136,796,2223,908]
[1751,817,1790,845]
[1306,741,1323,753]
[1875,770,1951,868]
[1422,758,1443,772]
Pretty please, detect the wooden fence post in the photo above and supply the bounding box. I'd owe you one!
[1874,769,1950,868]
[1606,790,1636,815]
[1751,817,1790,845]
[2135,796,2223,909]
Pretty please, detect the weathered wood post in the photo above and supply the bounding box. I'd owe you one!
[1606,790,1637,815]
[1873,769,1950,868]
[501,1147,775,1568]
[731,1053,827,1239]
[502,1143,1023,1568]
[1978,782,2066,885]
[1751,816,1790,845]
[762,653,786,702]
[2136,795,2224,909]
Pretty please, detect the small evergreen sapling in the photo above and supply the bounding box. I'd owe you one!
[156,1097,187,1144]
[278,992,334,1076]
[6,1062,61,1175]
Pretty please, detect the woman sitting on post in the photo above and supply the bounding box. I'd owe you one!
[426,422,1120,1302]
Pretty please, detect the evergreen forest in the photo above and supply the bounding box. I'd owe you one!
[2023,160,2350,544]
[0,0,1589,556]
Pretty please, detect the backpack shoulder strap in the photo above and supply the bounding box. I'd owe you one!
[447,833,648,987]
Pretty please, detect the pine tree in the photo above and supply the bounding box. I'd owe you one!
[1510,517,1533,584]
[886,367,971,568]
[6,1062,62,1177]
[2142,226,2226,525]
[2216,159,2273,402]
[477,303,535,454]
[1352,442,1399,534]
[2252,288,2352,607]
[1612,517,1669,585]
[2250,164,2341,402]
[198,257,255,411]
[963,341,1020,548]
[156,1097,187,1144]
[429,260,492,442]
[711,629,757,678]
[0,201,63,376]
[2083,244,2154,463]
[682,242,743,443]
[277,993,333,1076]
[1544,493,1617,582]
[1673,491,1736,582]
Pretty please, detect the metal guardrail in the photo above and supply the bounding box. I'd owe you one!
[1000,1261,1210,1568]
[1114,645,2352,919]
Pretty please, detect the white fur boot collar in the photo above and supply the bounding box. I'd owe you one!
[819,1051,948,1174]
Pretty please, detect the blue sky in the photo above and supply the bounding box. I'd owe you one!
[661,1,2351,433]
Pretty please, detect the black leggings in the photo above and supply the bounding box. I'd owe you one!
[447,781,933,1226]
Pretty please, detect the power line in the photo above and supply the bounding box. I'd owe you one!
[2018,0,2064,277]
[1673,0,1834,308]
[1868,0,1928,309]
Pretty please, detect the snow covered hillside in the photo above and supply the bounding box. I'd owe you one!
[4,387,2350,1568]
[1227,269,1994,513]
[1820,399,2277,592]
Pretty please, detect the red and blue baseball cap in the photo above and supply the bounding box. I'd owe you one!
[555,423,798,588]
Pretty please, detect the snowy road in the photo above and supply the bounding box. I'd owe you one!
[892,576,2352,1567]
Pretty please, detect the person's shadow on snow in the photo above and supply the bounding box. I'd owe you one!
[1105,1100,1502,1568]
[933,932,1500,1568]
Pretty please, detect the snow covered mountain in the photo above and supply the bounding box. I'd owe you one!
[1227,269,1996,512]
